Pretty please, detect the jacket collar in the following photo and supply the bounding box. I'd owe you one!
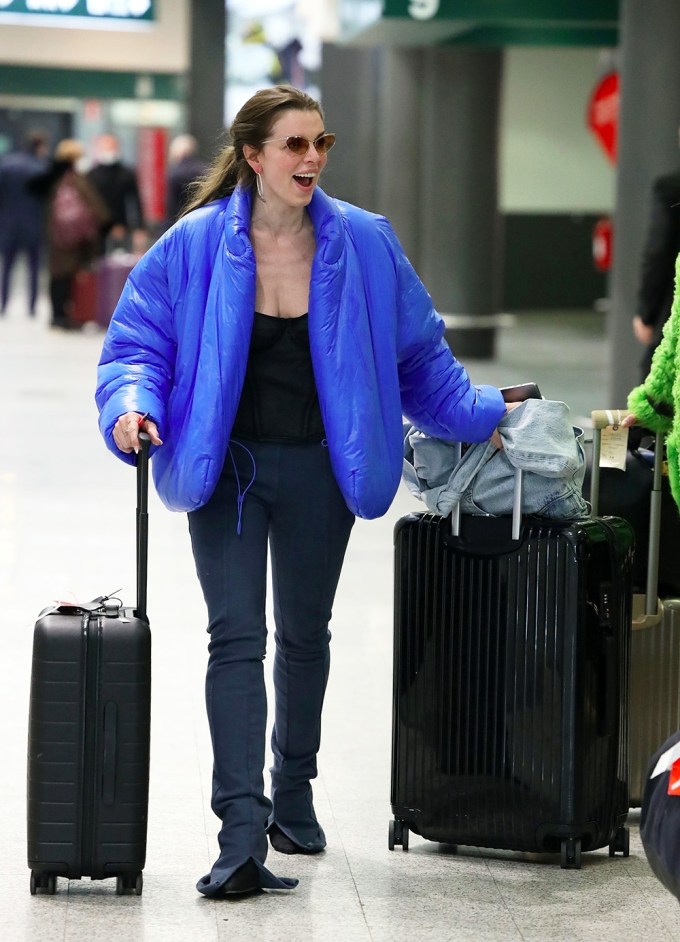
[223,184,345,265]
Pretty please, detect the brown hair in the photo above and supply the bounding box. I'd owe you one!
[54,138,84,165]
[181,85,324,216]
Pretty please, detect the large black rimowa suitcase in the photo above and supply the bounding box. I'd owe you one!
[27,435,152,896]
[390,461,634,869]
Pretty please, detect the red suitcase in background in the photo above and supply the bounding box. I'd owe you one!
[95,252,137,328]
[68,268,98,327]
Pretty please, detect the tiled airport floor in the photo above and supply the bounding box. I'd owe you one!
[1,281,678,941]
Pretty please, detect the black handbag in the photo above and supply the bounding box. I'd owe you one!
[583,433,680,597]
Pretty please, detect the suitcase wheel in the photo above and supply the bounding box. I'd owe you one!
[116,872,144,896]
[608,826,630,858]
[560,838,582,870]
[388,818,409,852]
[30,871,56,895]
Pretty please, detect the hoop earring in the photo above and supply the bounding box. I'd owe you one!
[255,172,266,202]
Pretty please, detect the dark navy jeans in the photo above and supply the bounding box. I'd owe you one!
[188,439,355,894]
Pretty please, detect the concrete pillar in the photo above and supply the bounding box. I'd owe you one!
[609,0,680,405]
[375,49,424,263]
[320,43,382,211]
[188,0,226,161]
[419,47,504,359]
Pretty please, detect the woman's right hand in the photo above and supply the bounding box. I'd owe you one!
[113,412,163,454]
[632,315,654,346]
[490,401,522,449]
[621,413,639,428]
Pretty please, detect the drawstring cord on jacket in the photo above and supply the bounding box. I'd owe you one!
[227,440,257,535]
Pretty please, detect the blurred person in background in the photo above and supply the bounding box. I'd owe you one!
[165,133,207,228]
[0,129,49,317]
[632,125,680,380]
[87,132,147,253]
[38,138,109,329]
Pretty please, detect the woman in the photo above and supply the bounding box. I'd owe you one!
[96,85,508,897]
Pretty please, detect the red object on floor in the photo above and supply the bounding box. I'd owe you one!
[69,268,98,327]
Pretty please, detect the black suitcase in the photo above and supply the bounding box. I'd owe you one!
[27,435,152,896]
[389,453,634,869]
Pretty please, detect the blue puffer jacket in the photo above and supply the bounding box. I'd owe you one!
[96,185,505,518]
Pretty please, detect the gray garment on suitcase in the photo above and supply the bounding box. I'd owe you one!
[402,398,589,520]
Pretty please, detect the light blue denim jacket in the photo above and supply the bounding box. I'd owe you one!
[402,398,589,520]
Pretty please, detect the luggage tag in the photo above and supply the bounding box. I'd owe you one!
[599,411,628,471]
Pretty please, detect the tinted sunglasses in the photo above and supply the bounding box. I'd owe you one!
[260,132,336,156]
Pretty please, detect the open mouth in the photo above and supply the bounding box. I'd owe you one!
[293,173,314,188]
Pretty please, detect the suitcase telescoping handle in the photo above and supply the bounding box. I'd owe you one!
[135,432,151,621]
[450,441,524,541]
[590,409,662,620]
[450,384,537,541]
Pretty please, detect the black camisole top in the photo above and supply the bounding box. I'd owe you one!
[231,312,325,443]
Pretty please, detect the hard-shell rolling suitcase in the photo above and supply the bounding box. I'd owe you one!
[27,435,152,896]
[590,414,680,808]
[69,268,98,327]
[390,437,634,869]
[95,252,136,329]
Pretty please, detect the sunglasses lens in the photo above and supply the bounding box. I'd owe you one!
[281,134,336,155]
[316,134,336,154]
[286,136,308,156]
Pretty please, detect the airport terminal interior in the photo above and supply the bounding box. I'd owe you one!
[2,2,680,938]
[2,269,679,941]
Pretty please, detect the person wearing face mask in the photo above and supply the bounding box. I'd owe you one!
[95,85,510,899]
[164,133,208,228]
[87,132,147,253]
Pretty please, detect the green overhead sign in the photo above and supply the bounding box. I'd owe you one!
[341,0,619,46]
[0,0,154,22]
[383,0,617,19]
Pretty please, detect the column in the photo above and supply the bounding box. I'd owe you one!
[320,43,382,211]
[188,0,226,159]
[609,0,680,405]
[419,46,504,359]
[375,48,424,264]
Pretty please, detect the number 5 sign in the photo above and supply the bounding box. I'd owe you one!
[408,0,440,20]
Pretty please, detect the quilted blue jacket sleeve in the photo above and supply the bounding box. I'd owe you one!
[95,237,177,464]
[379,220,505,442]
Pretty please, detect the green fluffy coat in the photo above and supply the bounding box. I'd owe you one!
[627,254,680,508]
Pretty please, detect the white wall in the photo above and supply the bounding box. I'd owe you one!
[0,0,188,74]
[500,46,616,213]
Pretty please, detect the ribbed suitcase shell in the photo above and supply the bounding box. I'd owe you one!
[27,606,151,888]
[630,600,680,805]
[95,254,135,328]
[69,269,98,327]
[391,512,633,866]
